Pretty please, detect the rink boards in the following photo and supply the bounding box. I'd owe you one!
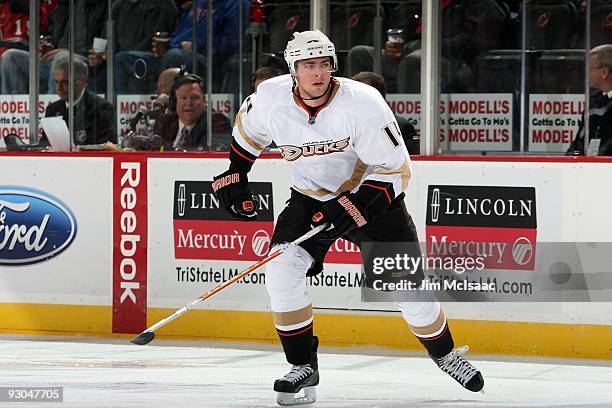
[0,153,610,359]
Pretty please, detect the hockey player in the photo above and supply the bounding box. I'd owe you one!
[212,30,484,406]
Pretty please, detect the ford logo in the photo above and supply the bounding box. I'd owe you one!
[0,187,77,265]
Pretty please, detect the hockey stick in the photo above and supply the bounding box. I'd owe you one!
[130,223,328,346]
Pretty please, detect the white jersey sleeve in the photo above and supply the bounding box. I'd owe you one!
[352,95,411,198]
[232,92,273,157]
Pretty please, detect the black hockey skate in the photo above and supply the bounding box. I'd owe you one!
[275,336,319,406]
[430,346,484,392]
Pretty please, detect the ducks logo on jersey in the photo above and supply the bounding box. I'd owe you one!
[278,138,349,161]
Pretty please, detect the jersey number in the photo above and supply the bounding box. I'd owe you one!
[383,123,401,148]
[15,20,23,36]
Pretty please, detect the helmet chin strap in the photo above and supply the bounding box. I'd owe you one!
[292,77,333,101]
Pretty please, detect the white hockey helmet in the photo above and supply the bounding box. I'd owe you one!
[284,30,338,76]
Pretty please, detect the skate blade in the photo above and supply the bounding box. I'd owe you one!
[277,386,316,406]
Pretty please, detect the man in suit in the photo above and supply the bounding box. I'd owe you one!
[44,56,114,146]
[153,72,229,150]
[566,44,612,156]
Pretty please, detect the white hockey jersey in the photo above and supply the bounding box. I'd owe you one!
[232,74,411,202]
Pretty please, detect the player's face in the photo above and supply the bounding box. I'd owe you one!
[295,57,333,99]
[175,82,206,125]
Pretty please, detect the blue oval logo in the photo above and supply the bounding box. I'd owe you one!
[0,187,77,265]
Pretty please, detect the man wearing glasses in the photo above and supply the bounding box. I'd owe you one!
[567,44,612,156]
[43,56,114,146]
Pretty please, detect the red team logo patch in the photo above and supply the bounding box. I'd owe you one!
[347,12,361,28]
[536,12,552,28]
[285,15,300,31]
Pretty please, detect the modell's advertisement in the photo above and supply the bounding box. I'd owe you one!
[528,94,584,153]
[387,93,513,151]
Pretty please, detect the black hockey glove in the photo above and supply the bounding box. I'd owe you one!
[211,169,258,221]
[311,180,396,238]
[312,192,368,239]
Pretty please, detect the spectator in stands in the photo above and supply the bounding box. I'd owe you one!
[251,66,284,92]
[114,0,248,93]
[1,0,105,94]
[345,30,411,94]
[88,0,178,93]
[0,0,57,93]
[0,0,30,91]
[152,67,181,113]
[157,67,181,96]
[398,0,509,92]
[345,0,508,93]
[345,0,453,93]
[174,0,192,11]
[0,0,53,55]
[566,45,612,156]
[153,73,230,150]
[351,71,419,155]
[43,0,107,92]
[43,56,115,146]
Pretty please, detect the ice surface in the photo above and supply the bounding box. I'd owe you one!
[0,335,610,408]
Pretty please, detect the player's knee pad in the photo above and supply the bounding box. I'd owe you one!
[265,245,314,313]
[395,293,441,328]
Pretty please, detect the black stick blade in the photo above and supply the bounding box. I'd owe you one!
[130,331,155,345]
